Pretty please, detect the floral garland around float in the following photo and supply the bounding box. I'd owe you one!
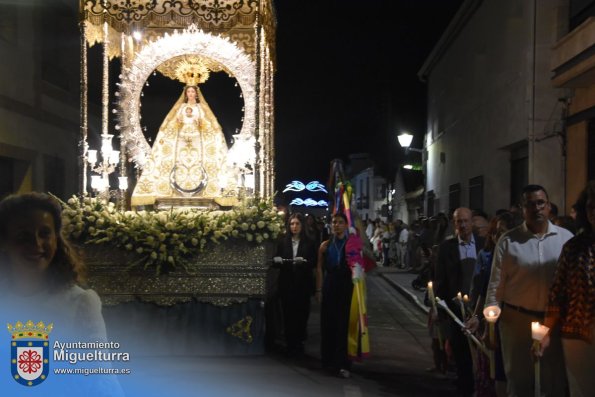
[58,196,283,275]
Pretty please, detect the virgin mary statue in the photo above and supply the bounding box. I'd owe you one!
[131,84,229,207]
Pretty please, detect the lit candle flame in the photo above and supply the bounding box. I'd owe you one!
[531,322,539,331]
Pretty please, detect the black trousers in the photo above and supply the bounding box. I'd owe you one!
[448,317,474,396]
[320,270,353,370]
[280,291,311,350]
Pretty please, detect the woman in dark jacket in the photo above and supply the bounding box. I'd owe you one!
[273,212,317,356]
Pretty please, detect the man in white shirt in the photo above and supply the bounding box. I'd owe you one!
[485,185,573,396]
[397,225,409,268]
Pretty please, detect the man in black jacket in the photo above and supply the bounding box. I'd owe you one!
[435,207,485,397]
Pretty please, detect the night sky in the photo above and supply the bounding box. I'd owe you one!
[89,0,463,193]
[273,0,463,188]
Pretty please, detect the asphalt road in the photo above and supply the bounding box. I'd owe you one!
[118,270,458,397]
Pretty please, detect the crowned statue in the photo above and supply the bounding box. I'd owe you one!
[131,58,231,207]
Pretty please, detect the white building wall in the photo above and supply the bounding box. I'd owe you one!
[352,167,387,221]
[423,0,566,215]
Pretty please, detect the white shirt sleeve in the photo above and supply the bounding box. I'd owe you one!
[485,237,506,308]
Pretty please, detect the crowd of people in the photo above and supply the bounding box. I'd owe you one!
[392,182,593,397]
[2,179,593,395]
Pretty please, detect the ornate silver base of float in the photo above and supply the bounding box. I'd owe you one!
[82,241,275,356]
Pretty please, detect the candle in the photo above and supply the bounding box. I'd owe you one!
[482,305,501,324]
[482,305,501,380]
[531,322,549,397]
[427,281,435,303]
[456,292,465,319]
[436,299,487,355]
[427,281,443,350]
[531,322,549,341]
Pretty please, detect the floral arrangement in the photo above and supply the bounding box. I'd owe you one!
[58,196,284,274]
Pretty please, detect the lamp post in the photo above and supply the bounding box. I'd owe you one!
[398,132,423,153]
[397,132,425,221]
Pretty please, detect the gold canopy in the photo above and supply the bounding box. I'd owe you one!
[79,0,276,63]
[79,0,276,199]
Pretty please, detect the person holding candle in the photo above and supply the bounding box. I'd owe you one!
[485,185,573,396]
[466,212,516,396]
[272,213,317,357]
[538,180,595,397]
[435,207,485,397]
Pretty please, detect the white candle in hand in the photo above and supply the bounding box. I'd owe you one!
[483,305,501,323]
[456,292,465,319]
[531,322,549,341]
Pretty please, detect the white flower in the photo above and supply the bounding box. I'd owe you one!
[191,238,198,246]
[256,235,263,243]
[136,247,144,254]
[156,213,168,223]
[150,251,157,259]
[240,223,249,231]
[125,243,133,251]
[246,233,253,242]
[257,221,265,229]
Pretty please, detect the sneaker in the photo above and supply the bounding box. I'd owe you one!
[338,369,351,379]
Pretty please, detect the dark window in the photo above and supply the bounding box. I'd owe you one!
[426,190,435,217]
[0,156,14,199]
[469,176,484,212]
[365,177,369,209]
[0,4,17,43]
[589,120,595,181]
[449,183,461,214]
[510,143,529,207]
[44,155,65,198]
[569,0,595,31]
[40,3,78,91]
[377,184,386,200]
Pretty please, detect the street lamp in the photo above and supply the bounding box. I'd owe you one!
[398,132,423,153]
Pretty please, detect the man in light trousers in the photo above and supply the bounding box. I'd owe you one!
[485,185,573,396]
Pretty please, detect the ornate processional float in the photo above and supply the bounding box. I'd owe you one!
[75,0,278,355]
